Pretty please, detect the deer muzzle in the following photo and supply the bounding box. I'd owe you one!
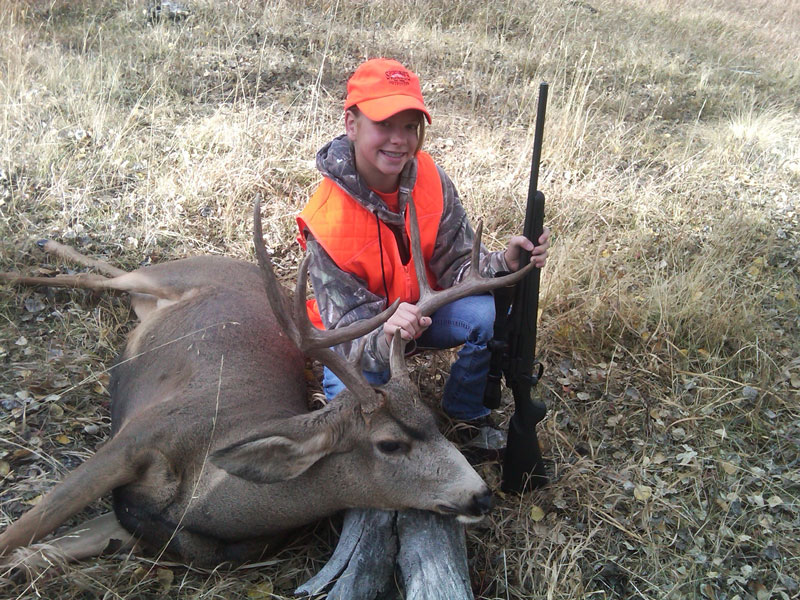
[436,486,493,523]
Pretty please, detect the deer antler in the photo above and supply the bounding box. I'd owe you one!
[407,196,536,318]
[253,198,399,401]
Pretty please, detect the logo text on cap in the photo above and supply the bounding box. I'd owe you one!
[385,70,411,86]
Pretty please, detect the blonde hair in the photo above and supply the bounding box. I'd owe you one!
[347,107,427,155]
[415,117,426,155]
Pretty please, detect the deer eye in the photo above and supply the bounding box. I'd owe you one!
[376,440,410,455]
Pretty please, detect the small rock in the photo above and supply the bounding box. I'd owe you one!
[763,544,780,561]
[625,386,641,401]
[24,296,46,313]
[779,574,798,593]
[741,386,758,400]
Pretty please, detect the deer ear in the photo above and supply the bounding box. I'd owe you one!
[211,429,335,483]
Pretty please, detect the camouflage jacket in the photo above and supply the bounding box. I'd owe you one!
[303,134,509,371]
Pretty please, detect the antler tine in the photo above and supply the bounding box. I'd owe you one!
[407,196,435,307]
[407,203,537,317]
[294,257,400,351]
[254,197,400,400]
[293,259,399,398]
[388,328,410,382]
[303,339,379,402]
[470,220,484,278]
[253,196,300,344]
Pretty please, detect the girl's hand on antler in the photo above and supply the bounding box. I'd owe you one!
[383,302,431,344]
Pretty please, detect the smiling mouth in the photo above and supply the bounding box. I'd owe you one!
[381,150,405,159]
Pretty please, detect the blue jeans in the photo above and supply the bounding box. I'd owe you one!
[322,294,494,421]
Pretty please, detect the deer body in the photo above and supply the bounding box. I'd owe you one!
[106,257,310,560]
[0,202,533,568]
[2,256,311,564]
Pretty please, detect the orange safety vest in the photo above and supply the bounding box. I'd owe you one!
[297,151,444,329]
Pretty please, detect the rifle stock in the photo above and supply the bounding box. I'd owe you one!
[504,381,547,490]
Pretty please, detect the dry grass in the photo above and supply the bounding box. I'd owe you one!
[1,0,799,598]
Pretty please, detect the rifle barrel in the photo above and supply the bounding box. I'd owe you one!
[523,82,548,243]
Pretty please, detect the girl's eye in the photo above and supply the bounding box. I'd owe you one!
[377,440,410,455]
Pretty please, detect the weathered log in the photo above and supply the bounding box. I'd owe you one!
[296,508,474,600]
[396,510,473,600]
[296,509,398,599]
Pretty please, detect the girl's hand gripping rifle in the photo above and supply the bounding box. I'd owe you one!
[484,83,549,492]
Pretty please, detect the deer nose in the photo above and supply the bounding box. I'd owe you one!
[473,489,494,515]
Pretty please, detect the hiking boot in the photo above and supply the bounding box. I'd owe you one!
[450,414,507,461]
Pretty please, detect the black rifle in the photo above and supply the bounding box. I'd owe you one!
[484,82,548,492]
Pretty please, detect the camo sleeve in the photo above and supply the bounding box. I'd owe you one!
[427,166,509,289]
[304,235,392,372]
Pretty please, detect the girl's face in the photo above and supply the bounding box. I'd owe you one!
[345,108,421,193]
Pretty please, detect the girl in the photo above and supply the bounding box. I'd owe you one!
[296,58,550,430]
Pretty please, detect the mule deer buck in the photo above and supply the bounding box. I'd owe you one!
[0,198,533,595]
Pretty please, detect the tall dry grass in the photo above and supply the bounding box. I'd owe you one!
[1,0,798,598]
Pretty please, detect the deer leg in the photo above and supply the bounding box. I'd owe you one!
[0,272,110,288]
[38,240,128,277]
[121,520,280,569]
[0,271,165,321]
[1,513,138,577]
[34,512,138,561]
[1,269,181,300]
[36,240,161,319]
[4,239,188,302]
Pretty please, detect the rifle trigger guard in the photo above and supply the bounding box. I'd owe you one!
[529,361,544,385]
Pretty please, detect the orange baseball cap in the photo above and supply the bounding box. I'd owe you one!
[344,58,432,124]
